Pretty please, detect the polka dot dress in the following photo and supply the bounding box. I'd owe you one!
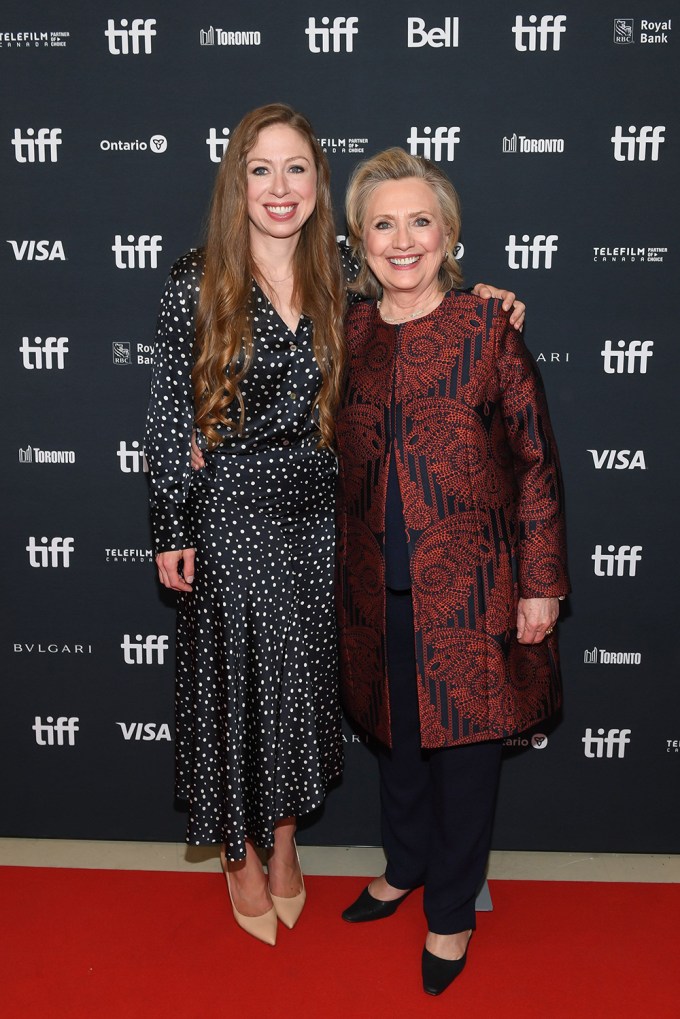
[145,249,356,859]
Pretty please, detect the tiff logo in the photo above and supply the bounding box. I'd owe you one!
[611,125,665,162]
[26,536,74,568]
[407,126,460,161]
[505,234,558,269]
[601,340,653,374]
[20,336,68,369]
[582,727,631,758]
[121,634,169,665]
[512,14,567,50]
[206,127,230,163]
[112,234,162,269]
[33,716,79,746]
[592,544,642,577]
[11,127,61,163]
[117,440,148,473]
[306,16,359,52]
[105,18,156,55]
[407,17,459,47]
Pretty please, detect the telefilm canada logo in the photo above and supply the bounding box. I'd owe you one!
[667,739,679,754]
[593,246,667,263]
[0,30,69,48]
[19,446,76,465]
[584,647,642,665]
[199,26,261,46]
[100,134,167,154]
[319,136,369,155]
[502,133,564,154]
[613,18,672,44]
[105,548,153,564]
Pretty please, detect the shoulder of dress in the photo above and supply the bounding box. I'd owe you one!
[337,240,360,284]
[443,290,512,331]
[167,248,205,285]
[345,298,376,331]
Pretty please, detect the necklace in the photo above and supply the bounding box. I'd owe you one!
[377,294,443,324]
[257,266,294,285]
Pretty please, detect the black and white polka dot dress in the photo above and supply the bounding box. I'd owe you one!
[145,249,354,858]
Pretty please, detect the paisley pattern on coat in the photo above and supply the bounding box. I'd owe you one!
[335,293,570,749]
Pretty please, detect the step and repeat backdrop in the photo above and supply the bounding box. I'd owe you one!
[2,1,678,853]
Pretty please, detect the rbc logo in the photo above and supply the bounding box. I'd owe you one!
[121,634,169,665]
[505,234,558,269]
[206,127,230,163]
[407,17,459,47]
[512,14,567,51]
[105,19,156,54]
[611,125,665,162]
[601,340,653,374]
[407,126,460,161]
[112,235,162,269]
[306,16,359,52]
[33,716,79,746]
[582,727,631,759]
[591,545,642,577]
[26,536,75,568]
[20,336,68,369]
[117,440,148,473]
[11,128,61,163]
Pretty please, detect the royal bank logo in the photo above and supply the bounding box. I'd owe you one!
[505,234,558,269]
[112,235,162,269]
[502,133,564,154]
[601,340,653,374]
[407,17,459,47]
[591,544,642,577]
[113,342,131,365]
[26,536,74,568]
[512,14,567,51]
[593,246,667,264]
[11,128,61,163]
[19,446,76,465]
[7,240,66,261]
[20,336,68,370]
[206,127,230,162]
[611,125,665,161]
[121,634,169,665]
[584,647,642,665]
[319,137,368,155]
[117,441,148,473]
[105,19,156,55]
[116,721,172,741]
[0,30,69,48]
[105,548,153,564]
[33,716,79,746]
[100,134,167,154]
[199,26,261,46]
[583,728,631,758]
[587,449,646,470]
[613,19,672,44]
[306,16,359,52]
[407,126,460,161]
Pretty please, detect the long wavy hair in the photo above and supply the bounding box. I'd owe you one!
[193,104,345,449]
[345,147,464,298]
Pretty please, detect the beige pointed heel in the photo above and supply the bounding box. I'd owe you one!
[270,845,306,929]
[220,849,277,946]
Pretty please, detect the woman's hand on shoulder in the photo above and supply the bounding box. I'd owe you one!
[472,283,526,331]
[516,597,559,644]
[156,549,195,592]
[190,430,205,471]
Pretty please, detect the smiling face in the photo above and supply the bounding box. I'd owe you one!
[362,177,449,299]
[246,123,318,243]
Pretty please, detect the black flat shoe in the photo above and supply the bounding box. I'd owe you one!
[421,936,471,996]
[341,885,410,923]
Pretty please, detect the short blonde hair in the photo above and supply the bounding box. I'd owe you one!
[345,147,463,297]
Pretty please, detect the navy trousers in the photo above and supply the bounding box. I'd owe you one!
[380,589,503,934]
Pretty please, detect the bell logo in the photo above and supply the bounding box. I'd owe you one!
[582,727,631,759]
[26,536,74,567]
[601,340,653,374]
[206,127,230,163]
[611,125,665,162]
[505,234,558,269]
[305,16,359,52]
[117,440,148,473]
[7,240,66,261]
[33,716,79,746]
[121,634,169,665]
[407,17,459,47]
[512,14,567,51]
[11,128,62,163]
[117,722,172,741]
[20,336,68,369]
[587,449,646,470]
[592,544,642,577]
[407,126,460,161]
[112,234,162,269]
[105,18,156,55]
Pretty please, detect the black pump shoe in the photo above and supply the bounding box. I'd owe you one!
[341,885,410,923]
[421,935,471,996]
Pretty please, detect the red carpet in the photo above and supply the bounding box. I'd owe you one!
[1,867,678,1018]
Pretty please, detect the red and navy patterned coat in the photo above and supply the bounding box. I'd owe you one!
[335,293,570,749]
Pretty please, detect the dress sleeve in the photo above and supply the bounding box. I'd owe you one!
[493,308,570,600]
[144,259,198,555]
[338,240,365,305]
